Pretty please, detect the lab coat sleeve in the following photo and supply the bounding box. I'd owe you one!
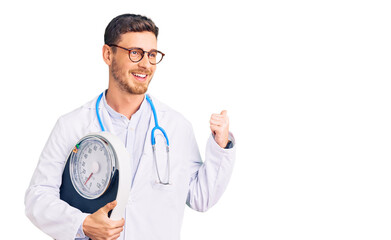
[24,117,89,240]
[186,128,236,212]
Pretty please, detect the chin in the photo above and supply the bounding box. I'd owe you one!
[127,83,149,95]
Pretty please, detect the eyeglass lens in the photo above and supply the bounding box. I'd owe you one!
[129,49,163,64]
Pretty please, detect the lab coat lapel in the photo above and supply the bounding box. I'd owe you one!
[130,96,167,192]
[129,107,153,189]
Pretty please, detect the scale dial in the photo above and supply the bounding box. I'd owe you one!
[69,135,116,199]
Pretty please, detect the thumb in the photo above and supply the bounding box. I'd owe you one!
[101,200,117,214]
[220,110,227,116]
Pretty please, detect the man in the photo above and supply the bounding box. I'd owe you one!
[25,13,235,240]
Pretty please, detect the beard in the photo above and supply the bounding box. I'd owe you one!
[111,58,152,95]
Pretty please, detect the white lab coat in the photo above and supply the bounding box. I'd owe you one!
[25,94,236,240]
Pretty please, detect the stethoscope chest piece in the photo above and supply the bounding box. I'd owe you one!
[60,131,131,220]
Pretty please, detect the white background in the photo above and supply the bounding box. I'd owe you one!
[1,0,390,239]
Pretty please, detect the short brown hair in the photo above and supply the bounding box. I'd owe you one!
[104,14,159,46]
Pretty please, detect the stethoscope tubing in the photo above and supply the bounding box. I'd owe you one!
[145,95,170,146]
[96,93,106,132]
[96,91,171,184]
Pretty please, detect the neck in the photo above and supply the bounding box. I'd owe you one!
[106,87,144,119]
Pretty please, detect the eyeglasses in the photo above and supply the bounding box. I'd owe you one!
[108,44,165,65]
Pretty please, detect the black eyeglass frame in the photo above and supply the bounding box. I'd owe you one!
[108,44,165,65]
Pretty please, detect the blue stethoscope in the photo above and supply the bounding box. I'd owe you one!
[96,92,171,185]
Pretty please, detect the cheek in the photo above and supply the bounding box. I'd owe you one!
[149,70,156,80]
[150,66,157,75]
[113,59,130,75]
[124,64,136,75]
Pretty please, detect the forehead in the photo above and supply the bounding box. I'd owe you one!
[117,31,157,50]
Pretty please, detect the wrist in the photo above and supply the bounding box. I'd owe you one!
[216,137,229,149]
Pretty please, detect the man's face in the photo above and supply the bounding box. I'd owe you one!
[110,31,157,95]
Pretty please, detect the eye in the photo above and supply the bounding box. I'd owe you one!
[149,51,157,58]
[130,50,140,56]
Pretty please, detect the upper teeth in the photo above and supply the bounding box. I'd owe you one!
[134,73,146,78]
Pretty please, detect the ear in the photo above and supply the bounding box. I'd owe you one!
[102,44,113,66]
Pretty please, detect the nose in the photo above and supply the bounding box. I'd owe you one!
[137,52,151,68]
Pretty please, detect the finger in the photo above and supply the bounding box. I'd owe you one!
[104,226,123,239]
[211,112,229,120]
[210,115,223,121]
[210,123,226,132]
[211,113,224,118]
[211,116,223,123]
[109,218,125,228]
[109,225,124,235]
[210,118,223,126]
[109,233,122,240]
[101,200,117,214]
[210,116,228,125]
[210,114,227,121]
[210,124,221,134]
[211,110,227,118]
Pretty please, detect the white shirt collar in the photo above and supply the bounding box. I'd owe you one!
[101,90,148,120]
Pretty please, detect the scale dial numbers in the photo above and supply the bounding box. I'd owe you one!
[69,136,116,199]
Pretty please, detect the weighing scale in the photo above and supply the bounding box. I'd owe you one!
[60,132,131,220]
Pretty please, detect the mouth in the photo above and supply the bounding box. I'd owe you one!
[132,72,148,82]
